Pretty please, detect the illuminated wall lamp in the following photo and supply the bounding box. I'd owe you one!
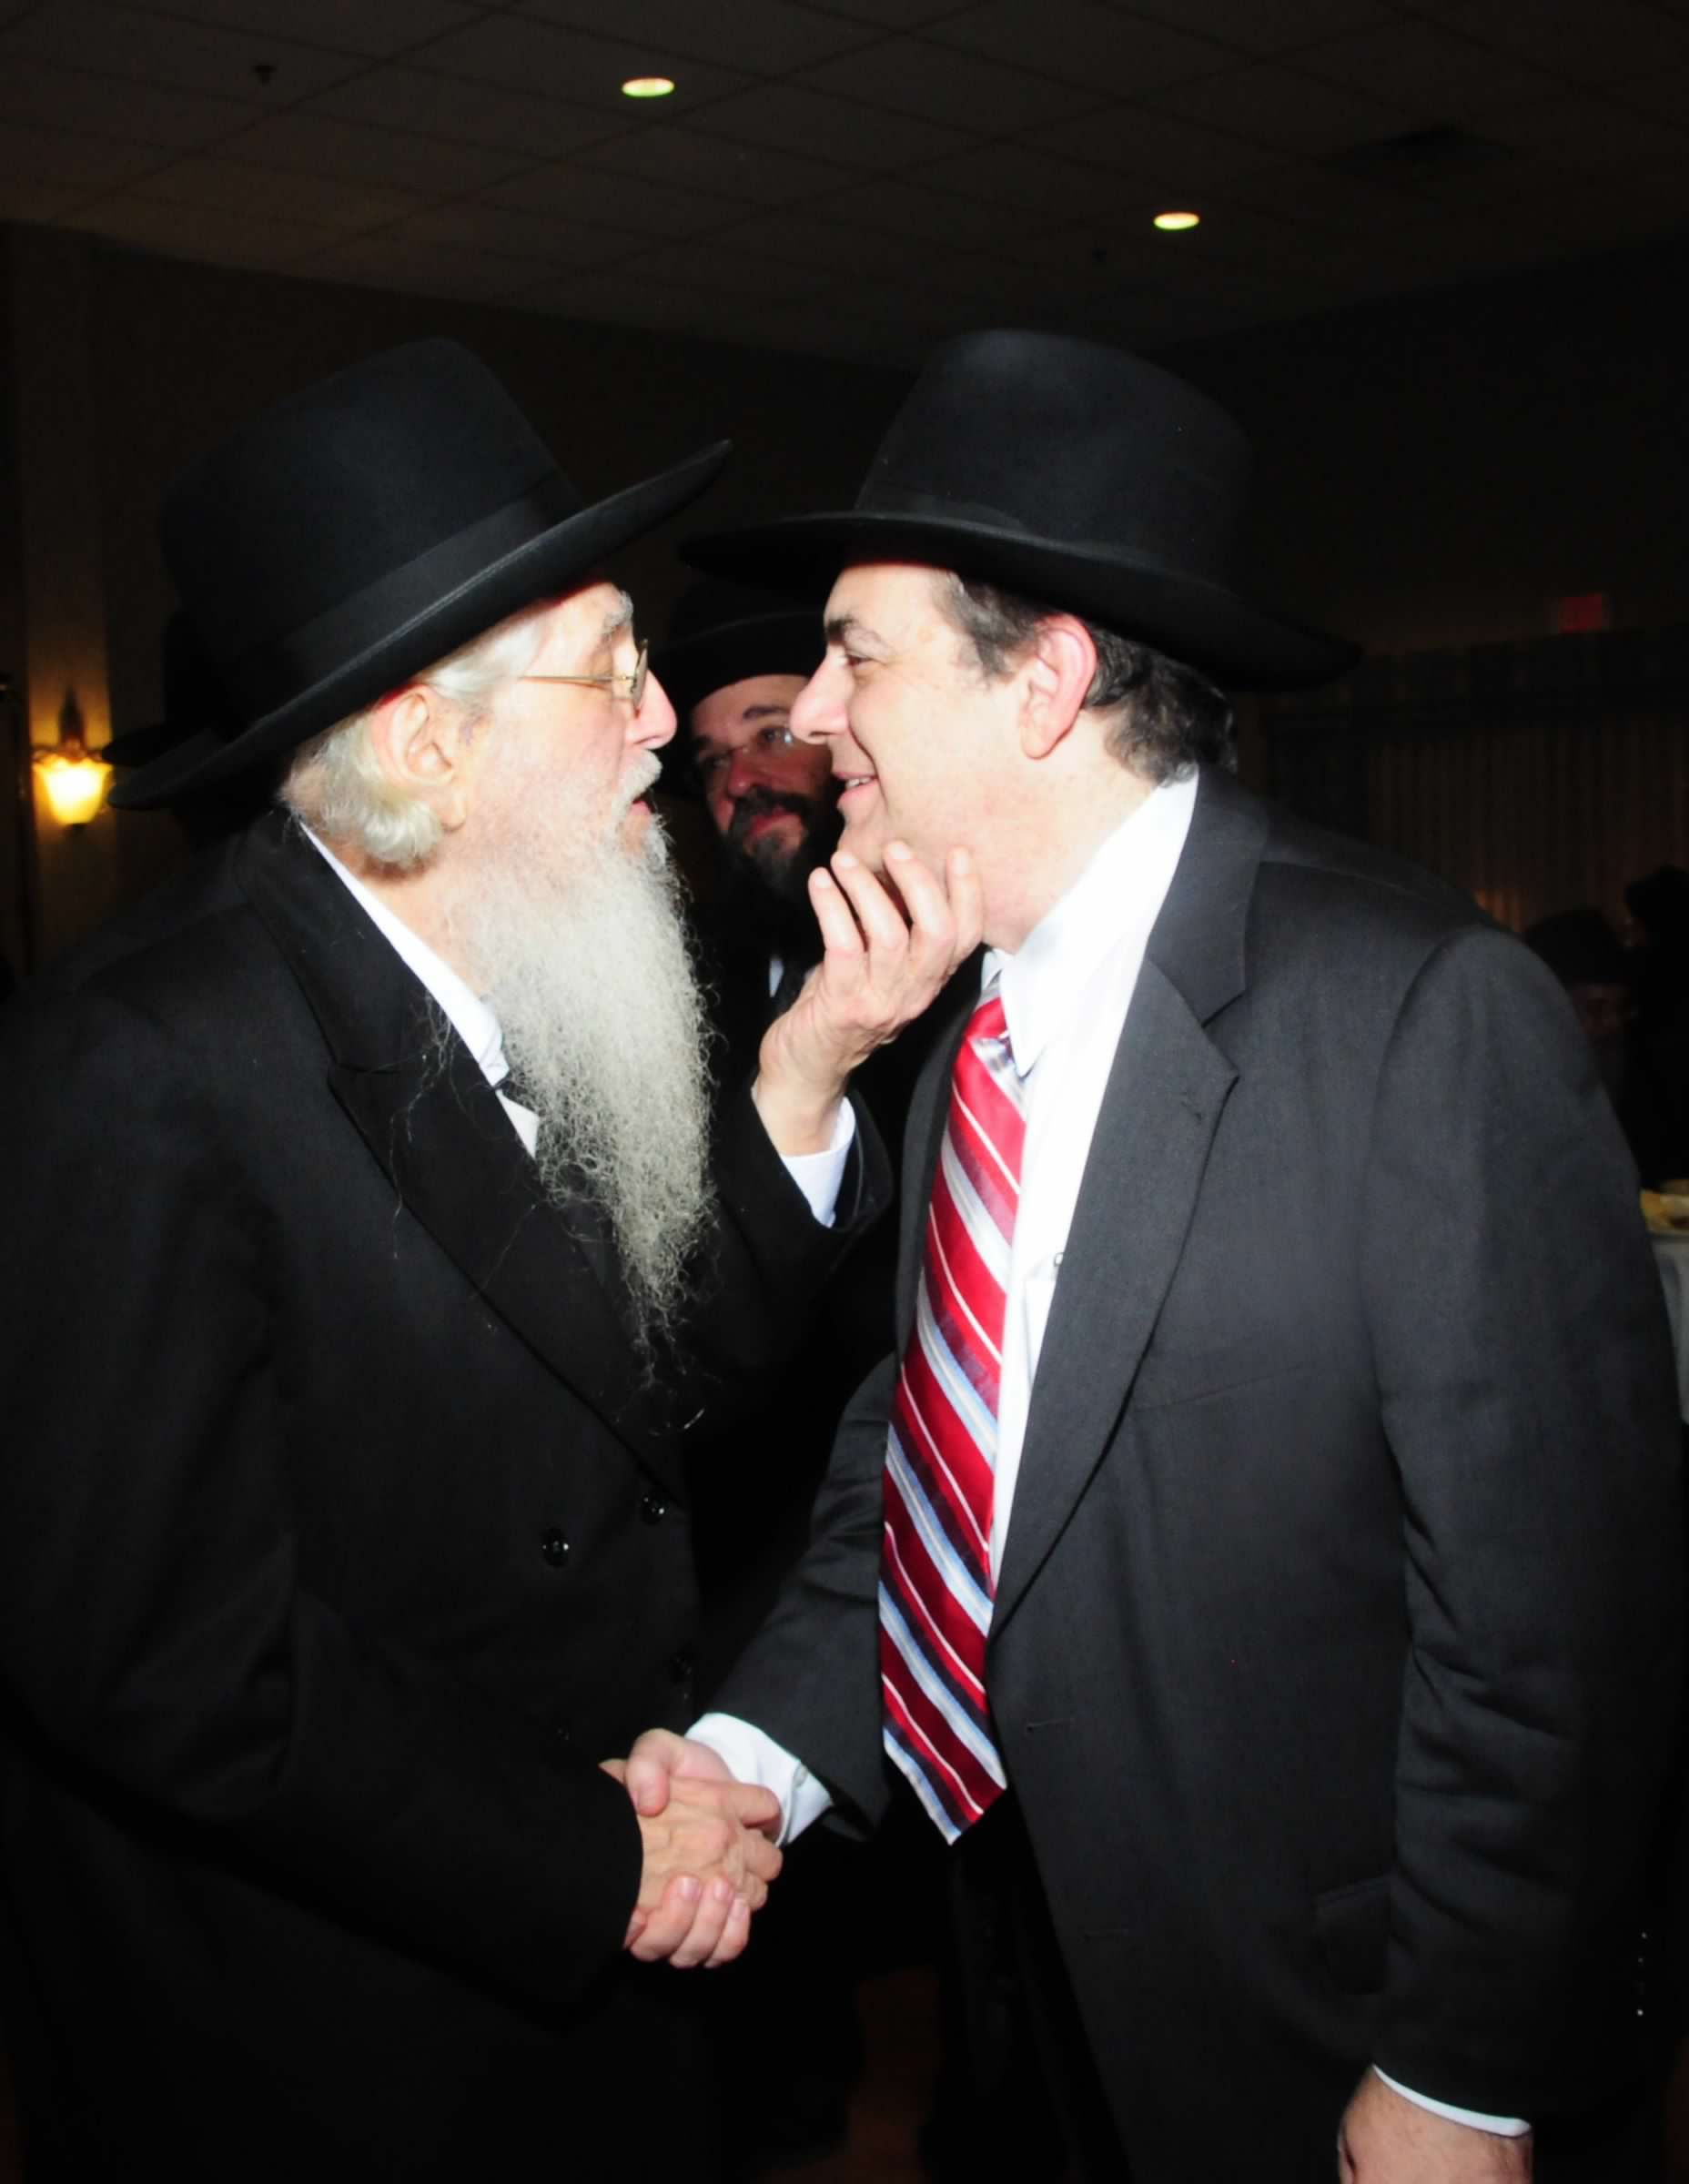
[34,736,112,829]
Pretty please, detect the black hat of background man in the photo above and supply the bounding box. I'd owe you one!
[110,339,731,810]
[683,329,1356,692]
[654,576,824,798]
[105,612,238,773]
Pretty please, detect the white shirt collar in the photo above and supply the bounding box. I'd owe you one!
[302,828,511,1090]
[986,768,1198,1077]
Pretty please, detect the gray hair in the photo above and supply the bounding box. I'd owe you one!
[936,572,1236,783]
[281,595,558,868]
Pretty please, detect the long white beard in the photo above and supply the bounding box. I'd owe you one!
[448,786,716,1355]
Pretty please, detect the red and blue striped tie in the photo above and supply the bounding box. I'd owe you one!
[880,984,1023,1841]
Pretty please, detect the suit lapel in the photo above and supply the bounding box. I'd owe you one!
[990,771,1266,1634]
[236,816,659,1461]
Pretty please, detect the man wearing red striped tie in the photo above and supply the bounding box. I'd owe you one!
[614,332,1682,2183]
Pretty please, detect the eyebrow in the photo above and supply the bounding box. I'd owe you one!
[599,591,635,645]
[824,612,882,651]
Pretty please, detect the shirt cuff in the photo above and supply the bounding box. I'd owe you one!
[777,1099,856,1228]
[1373,2068,1529,2137]
[690,1712,834,1846]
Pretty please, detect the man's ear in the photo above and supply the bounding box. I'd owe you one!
[1018,615,1097,761]
[364,686,477,833]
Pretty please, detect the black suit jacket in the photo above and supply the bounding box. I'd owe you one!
[0,814,887,2179]
[720,769,1684,2181]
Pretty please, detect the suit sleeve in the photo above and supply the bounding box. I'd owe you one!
[711,1348,902,1831]
[1360,925,1684,2116]
[676,1074,892,1413]
[0,987,640,2015]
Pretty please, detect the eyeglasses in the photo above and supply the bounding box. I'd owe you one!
[520,638,650,712]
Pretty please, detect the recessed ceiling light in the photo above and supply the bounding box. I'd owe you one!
[1153,210,1200,232]
[622,75,675,98]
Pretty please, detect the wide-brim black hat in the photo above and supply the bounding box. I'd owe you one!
[112,339,729,810]
[683,329,1355,692]
[654,576,824,798]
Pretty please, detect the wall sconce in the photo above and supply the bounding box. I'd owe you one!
[33,691,112,830]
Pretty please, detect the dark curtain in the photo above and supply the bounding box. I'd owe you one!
[1262,626,1689,934]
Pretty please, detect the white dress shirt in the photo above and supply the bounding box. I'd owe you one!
[692,775,1525,2139]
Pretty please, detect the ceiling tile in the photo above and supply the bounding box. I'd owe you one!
[1021,104,1272,184]
[1294,22,1564,108]
[1607,66,1689,125]
[1153,59,1415,155]
[0,2,363,102]
[518,0,879,74]
[577,124,855,205]
[789,0,982,25]
[70,192,331,266]
[926,2,1236,96]
[0,117,167,194]
[485,161,751,236]
[126,154,424,229]
[299,232,560,299]
[712,206,996,291]
[1475,95,1689,173]
[796,35,1103,131]
[0,171,99,221]
[814,173,1050,243]
[517,267,753,334]
[414,15,749,110]
[1216,155,1452,234]
[617,236,829,301]
[906,137,1127,213]
[388,201,648,267]
[683,82,976,168]
[0,56,255,147]
[1114,0,1395,58]
[105,0,483,57]
[217,110,531,193]
[1408,0,1689,84]
[305,64,622,159]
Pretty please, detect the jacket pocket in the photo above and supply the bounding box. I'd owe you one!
[1313,1874,1390,1997]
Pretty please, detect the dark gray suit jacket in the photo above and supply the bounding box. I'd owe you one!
[0,812,887,2179]
[720,767,1684,2181]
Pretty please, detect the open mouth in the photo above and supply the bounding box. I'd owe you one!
[836,771,877,803]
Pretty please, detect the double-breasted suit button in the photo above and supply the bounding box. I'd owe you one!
[539,1529,570,1568]
[639,1491,667,1525]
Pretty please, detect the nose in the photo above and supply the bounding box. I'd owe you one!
[633,670,677,750]
[790,657,844,744]
[723,744,771,802]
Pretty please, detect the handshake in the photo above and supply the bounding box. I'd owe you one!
[601,1729,782,1971]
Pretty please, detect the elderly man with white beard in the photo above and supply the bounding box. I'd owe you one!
[0,341,976,2184]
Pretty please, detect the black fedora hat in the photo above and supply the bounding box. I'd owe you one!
[654,576,824,798]
[112,339,730,810]
[683,329,1354,691]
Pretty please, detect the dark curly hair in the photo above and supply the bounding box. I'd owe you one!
[936,573,1236,783]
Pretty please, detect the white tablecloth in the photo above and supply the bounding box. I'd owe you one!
[1650,1233,1689,1423]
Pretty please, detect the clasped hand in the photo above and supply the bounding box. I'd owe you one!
[600,1735,780,1970]
[753,840,983,1154]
